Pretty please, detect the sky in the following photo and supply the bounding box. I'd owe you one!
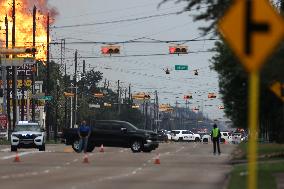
[47,0,228,121]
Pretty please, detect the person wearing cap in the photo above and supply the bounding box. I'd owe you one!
[78,120,91,153]
[211,124,221,155]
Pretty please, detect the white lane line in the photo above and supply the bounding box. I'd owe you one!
[65,162,71,165]
[1,175,10,179]
[0,148,10,152]
[1,151,39,160]
[73,159,78,162]
[43,170,50,174]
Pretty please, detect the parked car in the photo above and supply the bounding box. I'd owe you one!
[10,121,46,152]
[62,120,159,153]
[157,130,168,142]
[232,132,242,144]
[220,132,232,143]
[201,133,211,143]
[171,130,201,142]
[0,128,8,139]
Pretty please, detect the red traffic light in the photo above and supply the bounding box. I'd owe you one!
[169,45,188,54]
[101,45,120,55]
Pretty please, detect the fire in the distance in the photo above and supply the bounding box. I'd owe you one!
[0,0,57,61]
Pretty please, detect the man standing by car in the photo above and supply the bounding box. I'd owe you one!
[211,124,221,155]
[78,120,91,153]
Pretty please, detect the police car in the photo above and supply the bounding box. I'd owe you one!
[11,121,46,152]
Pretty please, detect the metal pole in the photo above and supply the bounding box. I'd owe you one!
[73,50,78,127]
[45,13,50,140]
[12,0,18,130]
[31,5,36,121]
[117,80,120,114]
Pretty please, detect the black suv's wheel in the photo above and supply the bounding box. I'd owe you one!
[178,137,183,142]
[203,138,208,143]
[39,144,46,151]
[195,137,200,142]
[11,146,17,152]
[72,140,81,153]
[130,140,142,153]
[87,144,95,152]
[142,148,152,153]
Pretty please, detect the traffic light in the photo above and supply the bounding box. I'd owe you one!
[218,105,224,109]
[208,93,217,99]
[184,94,193,100]
[94,93,104,98]
[194,70,199,76]
[169,45,188,54]
[101,45,120,55]
[0,47,37,55]
[64,92,75,97]
[164,68,170,74]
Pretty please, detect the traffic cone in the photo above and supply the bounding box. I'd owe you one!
[82,153,89,164]
[99,144,104,153]
[154,154,161,165]
[14,152,20,162]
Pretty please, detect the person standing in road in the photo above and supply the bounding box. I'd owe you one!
[211,124,221,155]
[78,120,91,153]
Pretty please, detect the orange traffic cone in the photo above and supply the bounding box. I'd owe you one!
[14,152,20,162]
[82,153,89,164]
[99,144,104,153]
[154,154,161,165]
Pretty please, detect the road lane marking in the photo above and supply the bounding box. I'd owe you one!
[1,151,39,160]
[0,148,10,152]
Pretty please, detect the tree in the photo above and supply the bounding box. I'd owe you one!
[161,0,284,142]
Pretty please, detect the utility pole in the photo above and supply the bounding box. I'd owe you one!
[128,84,131,105]
[117,80,120,115]
[31,5,36,121]
[73,50,78,127]
[45,13,50,140]
[155,90,159,130]
[60,39,68,128]
[5,15,11,136]
[12,0,18,130]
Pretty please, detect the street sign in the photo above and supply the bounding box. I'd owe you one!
[270,82,284,102]
[175,65,188,71]
[32,93,45,99]
[218,0,284,72]
[89,104,101,108]
[0,57,36,66]
[219,1,284,189]
[40,96,53,101]
[0,114,7,128]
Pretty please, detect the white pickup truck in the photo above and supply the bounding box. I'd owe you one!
[11,121,46,152]
[171,130,201,142]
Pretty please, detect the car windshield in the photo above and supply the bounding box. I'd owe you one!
[15,125,41,132]
[126,123,138,130]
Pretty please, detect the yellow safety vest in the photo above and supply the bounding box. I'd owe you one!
[212,128,219,138]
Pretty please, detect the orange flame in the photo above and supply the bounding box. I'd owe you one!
[0,0,57,61]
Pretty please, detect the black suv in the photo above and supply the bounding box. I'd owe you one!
[62,120,159,153]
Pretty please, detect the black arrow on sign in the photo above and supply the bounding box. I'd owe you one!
[245,0,270,55]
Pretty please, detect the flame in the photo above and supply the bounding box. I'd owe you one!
[0,0,57,61]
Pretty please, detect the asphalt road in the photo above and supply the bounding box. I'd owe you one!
[0,142,235,189]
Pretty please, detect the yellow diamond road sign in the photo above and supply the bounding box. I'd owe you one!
[270,82,284,102]
[218,0,284,72]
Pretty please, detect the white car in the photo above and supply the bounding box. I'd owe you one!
[220,132,232,143]
[232,133,242,144]
[171,130,201,142]
[11,121,46,152]
[201,134,211,143]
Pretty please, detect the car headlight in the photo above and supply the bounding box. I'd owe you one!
[145,134,151,139]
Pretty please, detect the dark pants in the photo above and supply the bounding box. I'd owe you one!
[79,137,89,153]
[212,138,221,154]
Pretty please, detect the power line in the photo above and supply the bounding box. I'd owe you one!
[50,38,218,45]
[50,50,216,60]
[53,11,185,29]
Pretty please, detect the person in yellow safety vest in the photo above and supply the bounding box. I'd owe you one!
[211,124,221,155]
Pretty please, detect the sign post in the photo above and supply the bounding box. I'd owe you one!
[218,0,284,189]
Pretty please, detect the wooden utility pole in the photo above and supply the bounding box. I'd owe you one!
[31,5,36,121]
[12,0,18,130]
[45,13,50,140]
